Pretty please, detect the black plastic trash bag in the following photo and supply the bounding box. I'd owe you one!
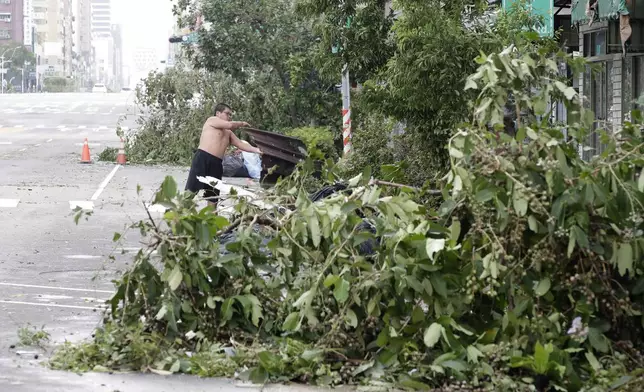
[223,154,250,178]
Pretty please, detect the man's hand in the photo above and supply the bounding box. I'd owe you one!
[255,147,263,155]
[232,121,250,130]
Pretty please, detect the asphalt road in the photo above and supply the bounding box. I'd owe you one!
[0,92,338,392]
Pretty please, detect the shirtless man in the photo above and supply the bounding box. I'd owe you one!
[185,103,263,207]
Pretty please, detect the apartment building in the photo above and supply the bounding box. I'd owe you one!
[0,0,24,44]
[32,0,73,78]
[91,0,112,84]
[73,0,93,87]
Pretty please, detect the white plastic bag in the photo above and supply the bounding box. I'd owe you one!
[242,151,262,180]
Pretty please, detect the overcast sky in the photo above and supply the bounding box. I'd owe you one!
[112,0,176,73]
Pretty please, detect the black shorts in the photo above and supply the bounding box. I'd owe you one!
[185,149,223,202]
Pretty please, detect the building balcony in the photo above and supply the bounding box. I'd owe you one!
[572,0,644,25]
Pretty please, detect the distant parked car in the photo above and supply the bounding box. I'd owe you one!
[92,83,108,93]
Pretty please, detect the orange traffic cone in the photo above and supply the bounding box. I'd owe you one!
[80,138,91,164]
[116,138,127,165]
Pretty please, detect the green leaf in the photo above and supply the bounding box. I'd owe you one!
[301,349,324,362]
[323,274,339,288]
[475,189,495,203]
[112,232,121,242]
[585,351,601,371]
[333,279,350,303]
[248,366,268,384]
[282,312,300,331]
[162,176,177,199]
[220,298,234,323]
[425,238,445,261]
[526,128,539,140]
[467,345,483,363]
[345,309,358,328]
[556,146,572,177]
[168,265,183,291]
[588,328,610,353]
[638,169,644,192]
[170,360,181,373]
[348,173,362,187]
[430,275,448,298]
[512,192,528,217]
[449,147,463,159]
[617,243,633,276]
[247,294,263,327]
[206,296,216,309]
[424,323,443,348]
[528,215,539,232]
[535,278,551,297]
[450,220,461,243]
[308,214,321,248]
[533,342,552,375]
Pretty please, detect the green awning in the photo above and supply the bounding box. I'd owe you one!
[572,0,630,25]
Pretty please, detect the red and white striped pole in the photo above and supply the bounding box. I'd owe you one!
[341,65,352,156]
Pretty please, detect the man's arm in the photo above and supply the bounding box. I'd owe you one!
[208,117,249,130]
[228,130,263,154]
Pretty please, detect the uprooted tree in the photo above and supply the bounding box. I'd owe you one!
[52,46,644,392]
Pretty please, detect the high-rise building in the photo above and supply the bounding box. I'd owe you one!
[23,0,33,47]
[91,0,111,84]
[32,0,74,78]
[73,0,93,87]
[110,23,122,89]
[91,0,110,38]
[0,0,24,44]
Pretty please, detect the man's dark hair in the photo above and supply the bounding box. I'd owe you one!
[214,103,232,115]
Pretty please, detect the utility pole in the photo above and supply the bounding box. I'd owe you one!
[340,16,353,157]
[341,64,352,156]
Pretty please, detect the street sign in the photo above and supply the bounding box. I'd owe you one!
[502,0,554,38]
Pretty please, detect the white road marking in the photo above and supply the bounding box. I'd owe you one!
[98,126,108,130]
[75,142,101,147]
[0,300,106,310]
[36,125,44,128]
[0,282,112,293]
[19,148,26,151]
[69,200,94,211]
[34,143,41,146]
[0,199,20,208]
[64,255,101,259]
[56,125,66,129]
[78,125,86,129]
[15,125,24,128]
[0,141,12,145]
[91,165,120,201]
[46,138,53,143]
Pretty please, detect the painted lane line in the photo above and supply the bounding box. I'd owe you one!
[0,141,12,145]
[19,148,26,152]
[15,125,24,128]
[78,125,86,129]
[46,138,53,143]
[75,142,101,147]
[64,255,101,260]
[34,143,41,147]
[0,282,113,293]
[91,165,120,201]
[69,200,94,211]
[0,199,20,208]
[56,125,66,129]
[36,125,44,128]
[0,300,106,310]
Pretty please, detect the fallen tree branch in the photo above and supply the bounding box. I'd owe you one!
[369,179,442,195]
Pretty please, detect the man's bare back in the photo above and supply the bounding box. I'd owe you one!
[198,116,262,158]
